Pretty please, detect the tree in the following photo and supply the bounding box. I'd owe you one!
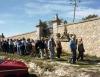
[1,33,5,38]
[39,21,50,38]
[82,14,98,20]
[70,0,81,22]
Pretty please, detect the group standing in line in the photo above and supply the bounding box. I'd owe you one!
[0,35,85,64]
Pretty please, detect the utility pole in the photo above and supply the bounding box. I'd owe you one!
[73,0,77,23]
[70,0,81,23]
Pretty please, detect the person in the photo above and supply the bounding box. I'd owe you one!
[48,37,56,61]
[1,40,8,54]
[38,39,45,59]
[77,38,85,61]
[35,40,40,58]
[44,39,49,59]
[0,41,2,51]
[16,39,21,55]
[26,39,32,55]
[13,39,17,53]
[9,39,14,54]
[20,38,26,55]
[56,39,62,59]
[6,39,9,53]
[69,35,77,64]
[31,40,36,57]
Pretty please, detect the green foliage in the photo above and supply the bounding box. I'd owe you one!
[40,21,51,38]
[1,33,5,38]
[40,21,48,28]
[82,14,98,20]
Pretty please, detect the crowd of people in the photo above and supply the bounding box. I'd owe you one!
[0,35,85,64]
[0,37,62,60]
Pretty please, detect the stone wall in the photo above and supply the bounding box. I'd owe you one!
[6,17,100,57]
[54,18,100,57]
[7,31,37,40]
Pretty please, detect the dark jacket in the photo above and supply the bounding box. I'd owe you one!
[78,43,85,52]
[70,40,77,50]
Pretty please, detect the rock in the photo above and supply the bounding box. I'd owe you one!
[55,68,67,77]
[97,62,100,65]
[26,60,100,77]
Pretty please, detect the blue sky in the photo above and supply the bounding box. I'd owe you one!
[0,0,100,37]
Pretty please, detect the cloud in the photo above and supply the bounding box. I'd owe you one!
[24,0,100,21]
[33,0,68,4]
[0,20,5,24]
[0,13,15,19]
[80,0,96,5]
[24,1,73,16]
[74,7,100,19]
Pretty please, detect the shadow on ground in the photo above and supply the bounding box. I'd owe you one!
[29,74,38,77]
[77,59,100,65]
[58,53,100,65]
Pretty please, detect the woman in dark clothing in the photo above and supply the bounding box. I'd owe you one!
[1,40,6,53]
[26,39,32,55]
[56,39,62,58]
[77,38,85,61]
[2,40,9,54]
[38,39,45,59]
[9,39,14,54]
[35,40,40,57]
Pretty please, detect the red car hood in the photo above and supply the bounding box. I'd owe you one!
[0,60,28,70]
